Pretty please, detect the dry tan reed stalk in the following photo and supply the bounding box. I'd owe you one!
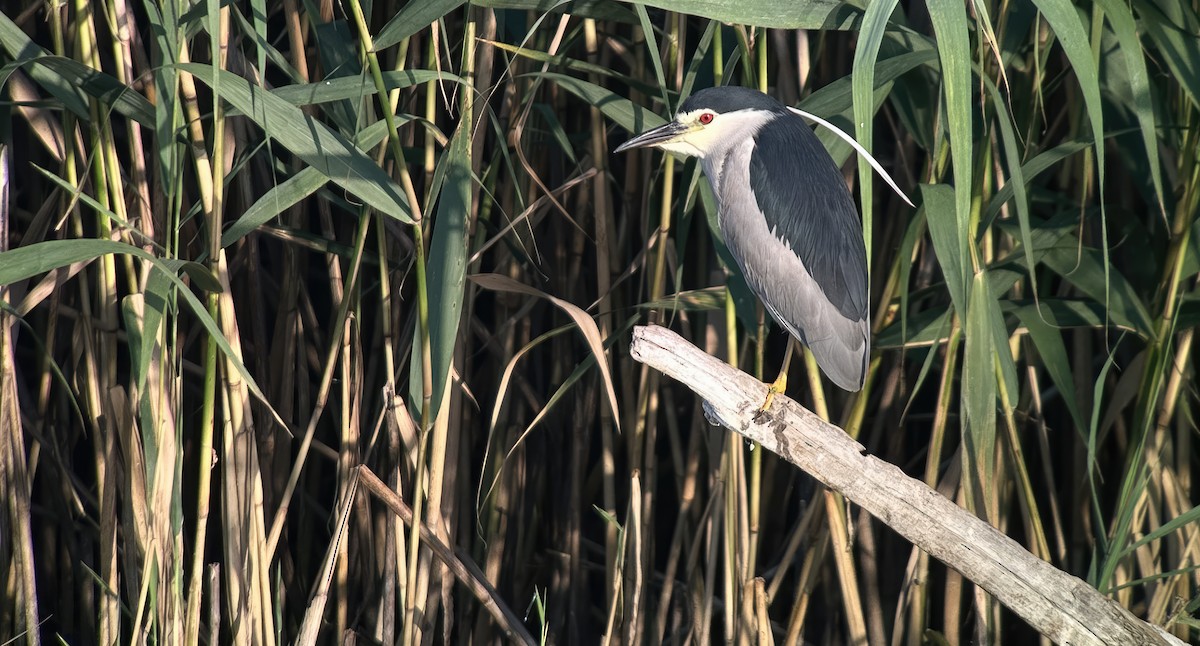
[355,466,536,646]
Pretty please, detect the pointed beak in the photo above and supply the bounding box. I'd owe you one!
[614,120,685,153]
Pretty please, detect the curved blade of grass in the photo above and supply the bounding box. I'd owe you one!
[36,56,155,127]
[637,286,727,311]
[1133,0,1200,110]
[801,50,937,119]
[222,120,393,245]
[876,307,951,349]
[270,70,467,107]
[480,314,637,511]
[476,323,573,512]
[852,0,901,273]
[140,0,182,197]
[615,0,857,30]
[801,49,937,168]
[983,140,1091,229]
[1000,298,1140,334]
[514,315,634,456]
[1121,503,1200,556]
[1040,240,1154,335]
[179,63,414,224]
[633,3,671,110]
[1029,0,1108,324]
[1093,0,1165,220]
[481,39,663,98]
[409,125,472,419]
[0,13,88,119]
[991,294,1018,414]
[374,0,467,51]
[896,201,928,348]
[32,163,132,230]
[927,0,974,277]
[533,104,579,164]
[922,183,966,315]
[487,324,573,441]
[540,72,667,134]
[982,75,1037,299]
[1012,305,1085,436]
[963,271,997,489]
[470,273,621,433]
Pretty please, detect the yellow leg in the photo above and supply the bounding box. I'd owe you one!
[759,339,796,414]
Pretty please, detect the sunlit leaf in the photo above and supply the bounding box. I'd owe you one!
[374,0,467,51]
[179,63,414,224]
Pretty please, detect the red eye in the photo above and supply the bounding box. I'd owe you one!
[699,112,714,124]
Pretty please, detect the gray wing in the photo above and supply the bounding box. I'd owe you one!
[750,113,868,321]
[728,111,870,390]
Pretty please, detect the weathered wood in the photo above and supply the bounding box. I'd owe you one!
[629,324,1184,646]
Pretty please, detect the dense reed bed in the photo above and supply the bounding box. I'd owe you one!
[0,0,1197,643]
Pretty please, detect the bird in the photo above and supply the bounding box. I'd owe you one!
[616,86,870,402]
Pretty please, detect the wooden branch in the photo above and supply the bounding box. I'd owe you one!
[629,325,1184,646]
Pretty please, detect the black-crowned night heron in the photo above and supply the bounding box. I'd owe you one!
[616,86,870,402]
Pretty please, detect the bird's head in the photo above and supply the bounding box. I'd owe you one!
[614,86,784,159]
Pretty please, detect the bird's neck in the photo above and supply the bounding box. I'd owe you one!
[700,155,725,189]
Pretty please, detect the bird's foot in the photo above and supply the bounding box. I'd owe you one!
[754,372,788,421]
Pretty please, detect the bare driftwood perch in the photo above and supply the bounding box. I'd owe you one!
[629,325,1184,646]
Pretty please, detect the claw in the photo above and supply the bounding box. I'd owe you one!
[756,371,788,419]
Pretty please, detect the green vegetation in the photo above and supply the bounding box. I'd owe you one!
[0,0,1196,643]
